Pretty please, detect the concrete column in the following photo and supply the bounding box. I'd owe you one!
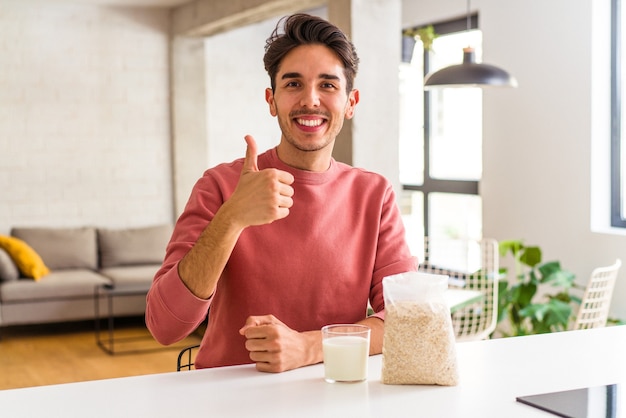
[328,0,402,191]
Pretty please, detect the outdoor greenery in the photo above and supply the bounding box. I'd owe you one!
[496,240,582,337]
[402,25,438,51]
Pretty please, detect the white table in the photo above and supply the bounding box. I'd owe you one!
[2,326,625,417]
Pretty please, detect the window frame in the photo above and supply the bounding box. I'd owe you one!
[402,15,480,237]
[611,0,626,228]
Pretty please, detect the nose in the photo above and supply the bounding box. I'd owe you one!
[299,85,320,108]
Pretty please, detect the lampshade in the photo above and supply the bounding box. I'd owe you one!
[424,47,518,89]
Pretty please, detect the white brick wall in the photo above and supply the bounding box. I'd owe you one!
[0,0,173,234]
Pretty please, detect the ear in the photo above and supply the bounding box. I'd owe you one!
[344,89,359,119]
[265,88,277,117]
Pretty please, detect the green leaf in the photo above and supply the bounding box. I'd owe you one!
[520,246,541,267]
[513,282,537,307]
[528,270,540,285]
[537,262,576,286]
[499,240,524,258]
[520,299,573,334]
[608,317,626,326]
[538,261,561,276]
[555,271,576,287]
[519,303,547,321]
[543,299,573,328]
[497,280,510,323]
[416,25,438,51]
[550,292,573,303]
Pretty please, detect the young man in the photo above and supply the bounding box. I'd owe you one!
[146,13,416,372]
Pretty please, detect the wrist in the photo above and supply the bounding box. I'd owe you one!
[304,330,324,365]
[213,200,247,233]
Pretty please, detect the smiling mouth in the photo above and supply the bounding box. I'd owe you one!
[295,118,324,127]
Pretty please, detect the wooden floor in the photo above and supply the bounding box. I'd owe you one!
[0,317,203,391]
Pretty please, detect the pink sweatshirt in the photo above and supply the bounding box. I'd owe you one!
[146,147,417,368]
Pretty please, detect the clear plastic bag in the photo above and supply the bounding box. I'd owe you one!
[381,271,459,386]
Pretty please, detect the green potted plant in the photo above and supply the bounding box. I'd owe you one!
[496,240,581,337]
[402,25,438,62]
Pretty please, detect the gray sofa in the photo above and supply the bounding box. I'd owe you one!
[0,224,172,328]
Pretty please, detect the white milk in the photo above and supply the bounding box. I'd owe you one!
[322,335,369,382]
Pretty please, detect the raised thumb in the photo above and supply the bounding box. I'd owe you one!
[242,135,259,173]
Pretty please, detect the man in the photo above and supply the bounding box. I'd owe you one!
[146,13,416,372]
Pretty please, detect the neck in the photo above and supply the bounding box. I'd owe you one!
[276,142,333,172]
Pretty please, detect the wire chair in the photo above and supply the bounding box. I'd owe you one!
[176,344,201,371]
[573,259,621,330]
[418,237,499,342]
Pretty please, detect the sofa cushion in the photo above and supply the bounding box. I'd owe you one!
[0,235,50,280]
[98,225,172,268]
[99,265,159,287]
[0,269,110,302]
[11,227,98,270]
[0,247,20,282]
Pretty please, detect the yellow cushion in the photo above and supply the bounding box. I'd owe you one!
[0,235,50,280]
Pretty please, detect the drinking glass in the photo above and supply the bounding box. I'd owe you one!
[321,324,370,383]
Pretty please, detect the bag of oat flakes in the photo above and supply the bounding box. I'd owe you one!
[381,272,459,386]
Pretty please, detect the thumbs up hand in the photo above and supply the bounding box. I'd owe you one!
[241,134,260,174]
[224,135,295,228]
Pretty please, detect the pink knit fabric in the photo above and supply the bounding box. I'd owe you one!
[146,147,417,368]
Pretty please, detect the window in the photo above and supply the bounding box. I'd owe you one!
[612,0,626,228]
[399,17,483,255]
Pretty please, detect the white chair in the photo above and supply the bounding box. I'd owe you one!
[573,259,621,330]
[418,237,499,342]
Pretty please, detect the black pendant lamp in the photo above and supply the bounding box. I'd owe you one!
[423,0,517,89]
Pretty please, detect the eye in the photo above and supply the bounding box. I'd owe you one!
[321,82,337,89]
[285,81,300,88]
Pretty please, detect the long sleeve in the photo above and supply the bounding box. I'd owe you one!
[145,160,240,345]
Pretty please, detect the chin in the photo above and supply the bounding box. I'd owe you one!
[295,141,330,152]
[285,136,329,152]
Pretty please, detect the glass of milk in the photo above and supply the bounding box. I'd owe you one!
[322,324,371,383]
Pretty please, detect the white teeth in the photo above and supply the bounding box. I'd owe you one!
[297,118,323,127]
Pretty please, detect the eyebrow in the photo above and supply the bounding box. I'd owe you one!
[281,72,341,81]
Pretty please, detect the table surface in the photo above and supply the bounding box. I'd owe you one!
[2,325,624,417]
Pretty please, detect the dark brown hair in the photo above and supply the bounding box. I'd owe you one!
[263,13,359,93]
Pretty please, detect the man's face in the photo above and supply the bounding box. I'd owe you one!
[266,44,359,156]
